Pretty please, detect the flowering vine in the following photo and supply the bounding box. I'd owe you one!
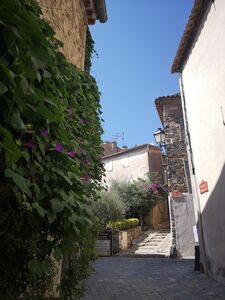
[0,0,103,298]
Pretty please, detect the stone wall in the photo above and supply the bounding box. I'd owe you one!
[38,0,87,69]
[162,98,189,193]
[119,226,142,251]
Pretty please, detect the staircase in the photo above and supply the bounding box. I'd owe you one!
[118,228,172,257]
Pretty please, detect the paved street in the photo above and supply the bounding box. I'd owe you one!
[82,257,225,300]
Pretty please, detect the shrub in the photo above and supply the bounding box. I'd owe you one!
[111,177,167,227]
[110,218,139,231]
[93,190,126,225]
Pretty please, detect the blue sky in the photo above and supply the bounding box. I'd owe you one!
[90,1,194,148]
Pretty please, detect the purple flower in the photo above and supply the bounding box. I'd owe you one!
[66,108,74,116]
[149,183,161,193]
[81,174,90,183]
[79,148,85,155]
[55,143,64,153]
[68,150,76,158]
[25,140,36,151]
[40,128,49,137]
[84,156,92,169]
[84,156,92,165]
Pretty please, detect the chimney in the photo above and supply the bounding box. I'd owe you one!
[111,141,117,150]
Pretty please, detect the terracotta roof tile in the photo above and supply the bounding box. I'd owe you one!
[171,0,212,73]
[155,93,181,124]
[102,144,160,160]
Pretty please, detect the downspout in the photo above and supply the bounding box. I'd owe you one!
[148,144,156,228]
[147,144,151,175]
[179,72,208,275]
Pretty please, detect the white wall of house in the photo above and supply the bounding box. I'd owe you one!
[180,0,225,283]
[103,148,149,188]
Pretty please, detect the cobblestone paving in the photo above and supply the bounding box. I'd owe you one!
[81,257,225,300]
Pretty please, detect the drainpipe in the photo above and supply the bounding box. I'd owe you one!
[147,144,151,175]
[179,72,208,275]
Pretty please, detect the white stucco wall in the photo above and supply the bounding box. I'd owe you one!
[181,0,225,284]
[102,148,149,187]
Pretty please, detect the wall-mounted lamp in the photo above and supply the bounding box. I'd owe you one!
[154,128,166,148]
[154,128,166,155]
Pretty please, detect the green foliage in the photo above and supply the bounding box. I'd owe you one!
[112,176,167,227]
[84,27,96,74]
[110,218,139,231]
[0,0,103,298]
[93,189,126,225]
[60,221,101,300]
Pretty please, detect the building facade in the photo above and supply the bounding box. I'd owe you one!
[102,144,162,188]
[155,94,195,257]
[102,144,168,228]
[172,0,225,284]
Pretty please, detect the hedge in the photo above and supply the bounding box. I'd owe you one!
[110,218,139,231]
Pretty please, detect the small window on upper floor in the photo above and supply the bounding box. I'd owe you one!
[122,158,129,168]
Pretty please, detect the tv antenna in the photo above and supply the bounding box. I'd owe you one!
[112,132,125,147]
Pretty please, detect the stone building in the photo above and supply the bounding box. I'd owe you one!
[155,94,191,193]
[155,94,195,257]
[38,0,107,69]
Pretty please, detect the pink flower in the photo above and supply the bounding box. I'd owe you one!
[68,150,76,158]
[24,140,36,151]
[40,128,49,137]
[149,183,161,193]
[55,143,64,153]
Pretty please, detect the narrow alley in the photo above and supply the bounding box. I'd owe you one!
[1,1,225,299]
[82,257,225,300]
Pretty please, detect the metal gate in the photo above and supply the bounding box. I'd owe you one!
[95,230,119,256]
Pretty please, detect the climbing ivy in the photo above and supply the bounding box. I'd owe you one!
[85,27,98,74]
[0,0,103,298]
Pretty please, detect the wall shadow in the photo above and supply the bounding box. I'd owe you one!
[198,162,225,285]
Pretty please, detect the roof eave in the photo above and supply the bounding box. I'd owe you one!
[83,0,108,25]
[171,0,212,73]
[155,93,181,125]
[102,144,160,160]
[94,0,108,23]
